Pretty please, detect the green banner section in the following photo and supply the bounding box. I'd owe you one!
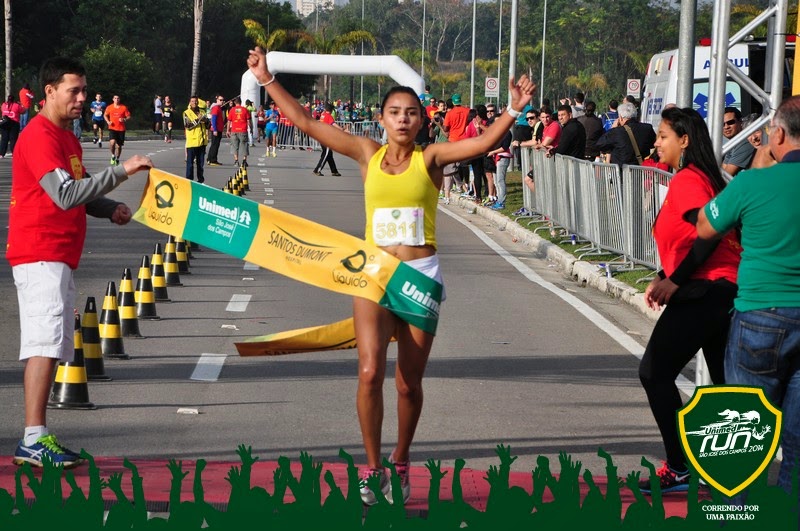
[133,169,442,342]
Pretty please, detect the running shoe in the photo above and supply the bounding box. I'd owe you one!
[512,207,530,216]
[92,137,98,144]
[313,171,323,176]
[638,462,691,494]
[386,453,411,504]
[110,157,117,166]
[207,161,222,166]
[271,151,277,158]
[491,202,505,210]
[331,172,341,176]
[98,141,102,148]
[13,434,82,469]
[359,467,390,505]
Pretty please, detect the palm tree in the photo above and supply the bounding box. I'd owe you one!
[191,0,203,96]
[429,72,466,101]
[564,69,608,100]
[244,19,376,101]
[4,0,11,98]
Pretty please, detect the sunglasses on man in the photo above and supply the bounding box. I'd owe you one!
[723,118,738,126]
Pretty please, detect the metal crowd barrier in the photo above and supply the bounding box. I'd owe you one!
[273,120,383,151]
[519,148,675,274]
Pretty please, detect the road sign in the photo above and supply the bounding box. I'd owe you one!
[627,79,641,97]
[485,77,499,99]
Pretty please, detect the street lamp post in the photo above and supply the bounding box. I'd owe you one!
[540,0,547,107]
[497,0,503,104]
[421,0,426,79]
[470,0,476,107]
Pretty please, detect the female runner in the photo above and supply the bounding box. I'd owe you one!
[247,46,536,505]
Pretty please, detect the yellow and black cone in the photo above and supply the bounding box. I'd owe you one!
[163,236,183,286]
[119,268,143,337]
[99,281,129,360]
[150,243,171,302]
[241,162,250,191]
[48,313,96,410]
[81,297,111,381]
[175,237,191,273]
[134,255,161,320]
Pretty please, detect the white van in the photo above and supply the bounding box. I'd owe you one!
[640,43,751,130]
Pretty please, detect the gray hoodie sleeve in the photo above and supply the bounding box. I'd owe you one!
[39,164,130,217]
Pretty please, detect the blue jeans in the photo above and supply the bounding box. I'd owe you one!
[726,308,800,496]
[495,157,511,204]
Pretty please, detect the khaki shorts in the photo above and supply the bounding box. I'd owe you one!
[230,132,249,159]
[13,262,75,362]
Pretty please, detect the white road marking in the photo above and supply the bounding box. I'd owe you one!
[190,354,227,381]
[243,262,260,271]
[225,293,251,312]
[438,207,695,392]
[264,199,275,205]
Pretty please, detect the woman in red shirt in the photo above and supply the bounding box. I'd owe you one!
[0,94,24,157]
[638,107,742,494]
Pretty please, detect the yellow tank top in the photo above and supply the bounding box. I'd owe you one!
[364,145,438,250]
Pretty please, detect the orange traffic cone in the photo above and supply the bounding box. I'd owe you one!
[99,281,129,360]
[81,297,111,381]
[119,268,143,337]
[135,255,160,320]
[175,238,190,274]
[48,313,96,410]
[150,243,171,302]
[163,236,183,286]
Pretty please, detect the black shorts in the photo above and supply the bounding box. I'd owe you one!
[154,114,163,124]
[484,156,497,172]
[92,119,105,129]
[109,129,126,145]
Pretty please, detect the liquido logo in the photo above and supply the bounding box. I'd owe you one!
[678,386,782,497]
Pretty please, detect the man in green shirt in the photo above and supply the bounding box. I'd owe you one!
[697,95,800,499]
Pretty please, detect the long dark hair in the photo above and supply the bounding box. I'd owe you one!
[661,107,727,193]
[380,86,424,114]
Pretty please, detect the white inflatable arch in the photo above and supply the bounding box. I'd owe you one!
[240,52,425,110]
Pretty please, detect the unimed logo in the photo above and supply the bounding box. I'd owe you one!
[678,386,782,497]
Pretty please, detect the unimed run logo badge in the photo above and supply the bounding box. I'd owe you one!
[678,386,782,497]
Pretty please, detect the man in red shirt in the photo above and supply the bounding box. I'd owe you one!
[443,93,470,142]
[6,57,152,468]
[226,96,251,166]
[207,94,225,166]
[103,95,131,166]
[17,84,34,130]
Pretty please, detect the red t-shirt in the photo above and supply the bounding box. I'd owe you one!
[227,106,250,133]
[104,104,130,131]
[18,88,34,110]
[6,115,87,269]
[443,106,470,142]
[542,121,562,148]
[653,164,741,282]
[320,111,334,126]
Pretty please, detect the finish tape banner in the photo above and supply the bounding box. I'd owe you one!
[133,169,442,352]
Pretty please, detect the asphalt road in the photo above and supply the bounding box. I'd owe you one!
[0,137,671,478]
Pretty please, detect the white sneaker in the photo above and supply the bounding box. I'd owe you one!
[386,452,411,505]
[359,467,390,505]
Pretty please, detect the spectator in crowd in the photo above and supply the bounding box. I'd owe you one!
[489,112,513,210]
[601,99,619,131]
[639,106,741,494]
[103,94,131,166]
[18,84,34,130]
[247,44,536,507]
[256,104,266,143]
[697,95,800,500]
[226,97,251,167]
[183,95,209,183]
[595,101,656,167]
[569,92,585,117]
[443,93,471,186]
[0,94,24,158]
[515,106,560,197]
[7,56,152,469]
[577,100,605,161]
[90,93,106,148]
[207,95,225,165]
[721,106,755,177]
[464,105,490,203]
[482,103,499,205]
[245,99,257,147]
[511,100,535,169]
[553,104,586,159]
[312,103,341,177]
